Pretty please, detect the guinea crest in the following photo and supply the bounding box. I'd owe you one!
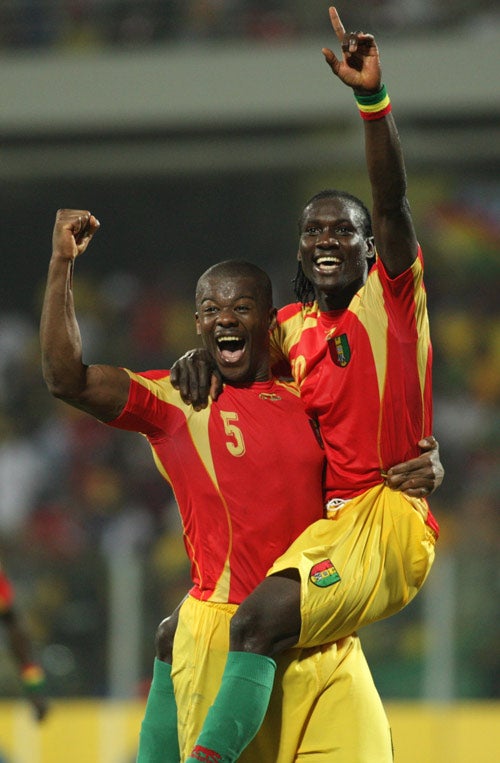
[309,559,341,587]
[328,333,351,367]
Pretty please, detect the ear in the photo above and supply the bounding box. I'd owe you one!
[268,307,277,332]
[297,248,302,262]
[195,312,201,336]
[365,236,376,259]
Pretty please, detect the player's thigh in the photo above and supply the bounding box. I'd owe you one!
[231,570,301,656]
[270,485,435,647]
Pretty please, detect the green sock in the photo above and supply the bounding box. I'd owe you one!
[186,651,276,763]
[137,658,180,763]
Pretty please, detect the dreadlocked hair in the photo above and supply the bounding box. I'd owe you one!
[293,189,374,305]
[292,262,315,305]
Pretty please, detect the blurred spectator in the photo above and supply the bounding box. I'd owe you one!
[0,1,499,50]
[0,560,49,720]
[0,414,46,539]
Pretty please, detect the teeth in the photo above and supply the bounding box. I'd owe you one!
[217,336,241,343]
[316,256,341,265]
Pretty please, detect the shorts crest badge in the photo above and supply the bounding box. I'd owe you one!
[310,559,341,587]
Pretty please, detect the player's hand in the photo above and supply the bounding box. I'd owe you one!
[385,436,445,497]
[52,209,100,262]
[321,6,382,94]
[170,348,222,410]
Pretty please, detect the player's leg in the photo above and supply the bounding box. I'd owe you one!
[294,636,393,762]
[137,605,182,763]
[270,485,437,649]
[186,571,300,763]
[187,487,435,762]
[175,598,245,760]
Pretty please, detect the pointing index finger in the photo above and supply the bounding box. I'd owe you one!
[329,6,346,43]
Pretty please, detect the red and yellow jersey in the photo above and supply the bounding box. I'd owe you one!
[271,250,433,501]
[108,373,325,604]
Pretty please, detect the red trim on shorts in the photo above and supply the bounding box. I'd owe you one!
[425,508,440,539]
[190,746,222,762]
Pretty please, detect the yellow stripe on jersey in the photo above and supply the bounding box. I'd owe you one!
[349,272,388,406]
[348,271,388,470]
[124,370,233,602]
[413,267,432,401]
[185,407,233,602]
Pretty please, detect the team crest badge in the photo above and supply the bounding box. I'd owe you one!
[328,333,351,367]
[310,559,341,587]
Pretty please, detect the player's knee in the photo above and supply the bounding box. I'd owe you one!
[155,615,177,662]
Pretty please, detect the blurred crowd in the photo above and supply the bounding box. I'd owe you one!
[0,0,499,50]
[0,268,196,698]
[364,179,500,700]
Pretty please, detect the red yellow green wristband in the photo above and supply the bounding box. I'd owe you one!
[21,664,46,693]
[354,84,391,121]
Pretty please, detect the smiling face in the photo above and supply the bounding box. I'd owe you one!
[195,262,276,384]
[298,195,374,310]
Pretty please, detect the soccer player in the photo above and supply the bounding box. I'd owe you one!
[41,227,400,760]
[0,562,49,721]
[165,7,442,763]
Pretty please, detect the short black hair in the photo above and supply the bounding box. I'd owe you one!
[196,260,273,309]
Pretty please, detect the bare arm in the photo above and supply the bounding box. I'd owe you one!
[322,6,417,276]
[40,209,130,422]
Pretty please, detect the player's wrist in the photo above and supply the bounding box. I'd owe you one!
[50,251,76,266]
[21,663,46,694]
[354,85,391,121]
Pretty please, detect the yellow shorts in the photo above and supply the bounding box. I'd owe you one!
[172,595,393,762]
[268,483,437,648]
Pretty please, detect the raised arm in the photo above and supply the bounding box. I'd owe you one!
[322,6,417,276]
[40,209,130,422]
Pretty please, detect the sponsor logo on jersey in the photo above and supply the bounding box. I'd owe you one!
[309,559,341,587]
[328,333,351,367]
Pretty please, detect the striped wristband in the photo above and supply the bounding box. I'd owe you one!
[354,84,391,121]
[21,664,46,693]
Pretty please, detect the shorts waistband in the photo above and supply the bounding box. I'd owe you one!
[325,497,352,515]
[188,595,239,615]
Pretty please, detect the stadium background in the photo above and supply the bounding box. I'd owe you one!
[0,2,498,760]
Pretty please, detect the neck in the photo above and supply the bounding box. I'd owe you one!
[219,368,272,386]
[316,278,365,312]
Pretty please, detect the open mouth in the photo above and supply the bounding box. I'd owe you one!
[314,255,342,273]
[216,335,246,364]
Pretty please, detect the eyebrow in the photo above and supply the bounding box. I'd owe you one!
[303,217,352,227]
[200,294,258,304]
